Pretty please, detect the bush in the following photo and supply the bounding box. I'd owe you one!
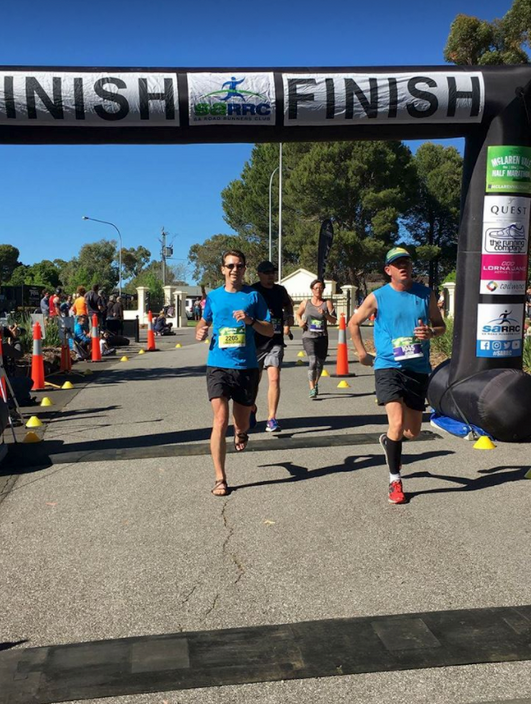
[523,337,531,373]
[7,312,62,353]
[431,315,454,358]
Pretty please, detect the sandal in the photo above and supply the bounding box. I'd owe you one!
[234,432,249,452]
[211,479,230,497]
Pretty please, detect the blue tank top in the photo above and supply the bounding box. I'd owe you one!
[373,282,431,373]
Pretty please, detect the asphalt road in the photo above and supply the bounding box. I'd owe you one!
[0,327,530,704]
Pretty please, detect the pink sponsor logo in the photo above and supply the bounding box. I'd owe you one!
[480,253,528,281]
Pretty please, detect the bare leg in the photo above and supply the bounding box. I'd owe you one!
[233,401,251,451]
[385,400,406,441]
[403,406,423,439]
[210,397,229,491]
[267,365,280,419]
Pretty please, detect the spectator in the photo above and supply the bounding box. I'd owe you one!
[60,294,73,317]
[99,330,116,356]
[193,300,202,321]
[74,314,91,356]
[85,285,104,322]
[72,286,88,317]
[106,295,124,335]
[49,288,62,317]
[154,310,173,336]
[2,324,34,406]
[40,291,50,318]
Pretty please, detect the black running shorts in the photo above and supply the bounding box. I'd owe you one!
[374,368,429,412]
[206,366,259,407]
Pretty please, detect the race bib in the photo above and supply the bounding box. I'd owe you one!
[218,326,246,348]
[271,317,283,334]
[309,318,324,332]
[392,336,424,361]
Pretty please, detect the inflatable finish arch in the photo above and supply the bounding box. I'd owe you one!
[2,65,531,441]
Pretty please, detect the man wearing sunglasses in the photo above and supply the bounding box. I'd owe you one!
[196,250,273,497]
[251,260,294,432]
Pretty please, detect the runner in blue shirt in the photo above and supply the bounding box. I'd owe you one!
[196,250,273,496]
[348,247,445,505]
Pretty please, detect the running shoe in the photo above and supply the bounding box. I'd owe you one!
[265,418,281,433]
[315,383,319,396]
[388,480,406,504]
[249,405,257,430]
[309,388,317,399]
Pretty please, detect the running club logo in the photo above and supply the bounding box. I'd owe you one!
[482,309,521,334]
[189,73,274,124]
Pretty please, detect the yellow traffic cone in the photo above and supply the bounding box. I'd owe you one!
[23,431,42,443]
[138,349,145,355]
[297,351,305,357]
[61,381,74,390]
[26,416,43,428]
[473,435,496,450]
[321,369,330,377]
[120,356,129,362]
[337,380,350,388]
[40,397,53,407]
[175,343,182,348]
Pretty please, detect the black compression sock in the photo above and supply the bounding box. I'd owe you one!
[384,436,402,475]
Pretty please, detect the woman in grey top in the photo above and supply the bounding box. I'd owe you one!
[296,279,337,398]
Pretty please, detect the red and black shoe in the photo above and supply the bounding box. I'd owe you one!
[388,480,406,504]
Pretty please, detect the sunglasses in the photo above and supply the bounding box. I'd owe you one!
[224,263,245,270]
[261,270,276,275]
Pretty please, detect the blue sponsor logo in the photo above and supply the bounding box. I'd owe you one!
[481,309,521,334]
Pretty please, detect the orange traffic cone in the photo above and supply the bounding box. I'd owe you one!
[31,322,46,390]
[91,314,102,362]
[336,313,350,376]
[147,310,157,351]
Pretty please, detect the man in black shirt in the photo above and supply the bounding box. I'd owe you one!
[251,261,294,432]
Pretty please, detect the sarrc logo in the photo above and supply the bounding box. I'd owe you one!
[482,309,521,334]
[194,76,271,118]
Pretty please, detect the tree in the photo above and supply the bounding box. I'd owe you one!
[405,143,463,289]
[59,239,118,293]
[189,234,254,287]
[0,244,21,284]
[121,246,151,280]
[444,4,529,66]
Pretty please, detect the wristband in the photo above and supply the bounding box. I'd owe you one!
[248,317,256,327]
[429,327,436,338]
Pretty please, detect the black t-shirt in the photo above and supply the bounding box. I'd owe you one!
[251,282,291,351]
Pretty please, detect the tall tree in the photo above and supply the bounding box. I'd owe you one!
[189,234,257,287]
[59,239,118,292]
[121,246,151,280]
[0,244,21,284]
[405,143,463,289]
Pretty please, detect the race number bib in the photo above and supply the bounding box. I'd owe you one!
[271,317,283,334]
[309,318,324,332]
[219,326,246,348]
[392,336,424,361]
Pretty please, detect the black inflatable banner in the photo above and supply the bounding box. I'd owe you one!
[2,64,531,440]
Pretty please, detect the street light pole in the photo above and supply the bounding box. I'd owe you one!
[268,165,279,262]
[82,216,123,296]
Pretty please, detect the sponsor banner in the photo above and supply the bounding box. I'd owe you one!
[480,254,527,282]
[486,146,531,194]
[482,195,530,254]
[283,72,484,126]
[476,303,524,358]
[188,73,275,125]
[0,71,179,126]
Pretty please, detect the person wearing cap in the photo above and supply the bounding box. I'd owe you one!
[348,247,445,505]
[251,261,294,432]
[196,250,273,497]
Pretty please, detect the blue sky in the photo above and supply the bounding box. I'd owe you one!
[0,0,514,280]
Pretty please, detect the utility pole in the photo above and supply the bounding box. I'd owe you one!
[160,227,168,286]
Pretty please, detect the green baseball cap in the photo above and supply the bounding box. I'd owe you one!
[385,247,412,265]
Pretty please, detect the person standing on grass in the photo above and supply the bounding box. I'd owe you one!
[251,260,294,433]
[348,247,445,505]
[195,250,273,497]
[296,279,337,399]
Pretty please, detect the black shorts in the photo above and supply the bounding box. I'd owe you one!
[206,367,259,407]
[374,368,429,412]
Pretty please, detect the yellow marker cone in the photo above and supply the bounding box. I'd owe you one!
[321,369,330,377]
[175,343,182,348]
[61,381,74,390]
[296,359,304,365]
[40,397,53,407]
[120,356,129,362]
[138,349,145,355]
[337,380,350,388]
[297,351,305,357]
[84,369,93,375]
[26,416,43,428]
[23,431,42,443]
[204,339,209,344]
[525,468,531,479]
[473,435,496,450]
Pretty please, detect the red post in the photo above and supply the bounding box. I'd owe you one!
[31,322,46,390]
[91,314,102,362]
[336,313,350,377]
[147,310,156,351]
